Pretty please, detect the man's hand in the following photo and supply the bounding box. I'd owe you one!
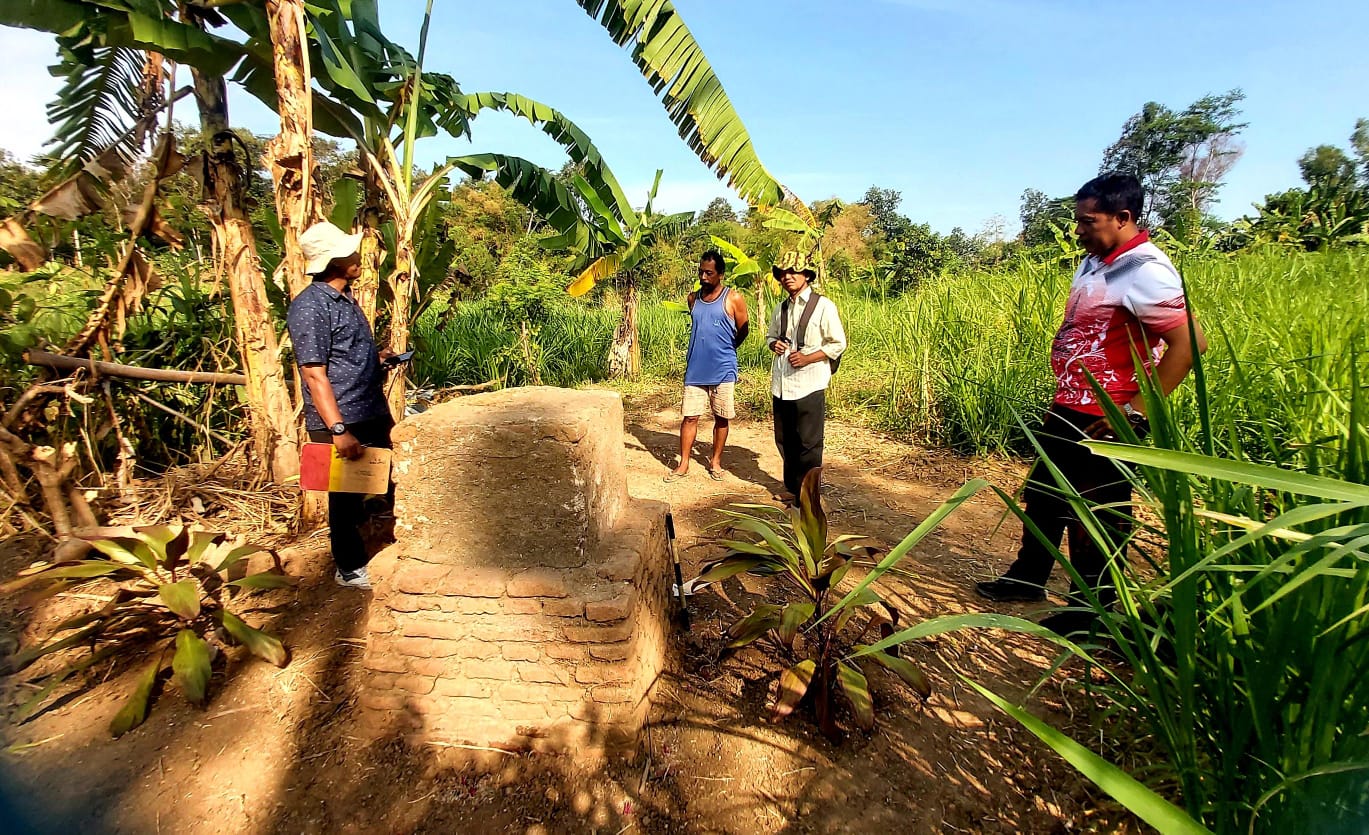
[770,339,789,356]
[1083,410,1149,441]
[787,350,818,368]
[378,349,396,363]
[1082,416,1118,440]
[333,430,363,461]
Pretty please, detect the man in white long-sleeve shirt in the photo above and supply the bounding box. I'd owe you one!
[765,250,847,501]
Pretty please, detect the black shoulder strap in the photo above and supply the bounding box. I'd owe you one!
[795,292,821,350]
[779,297,790,343]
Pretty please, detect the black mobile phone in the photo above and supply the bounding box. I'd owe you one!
[384,350,415,366]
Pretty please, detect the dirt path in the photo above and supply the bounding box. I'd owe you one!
[0,391,1137,834]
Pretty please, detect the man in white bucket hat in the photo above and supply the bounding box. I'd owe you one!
[287,221,394,589]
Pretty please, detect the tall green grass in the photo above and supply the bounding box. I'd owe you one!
[1079,405,1369,833]
[814,250,1365,457]
[848,334,1369,832]
[412,301,616,388]
[419,250,1368,465]
[414,241,1368,833]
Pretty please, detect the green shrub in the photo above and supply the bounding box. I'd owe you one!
[697,468,934,738]
[3,525,292,737]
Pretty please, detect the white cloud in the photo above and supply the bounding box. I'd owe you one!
[0,28,63,160]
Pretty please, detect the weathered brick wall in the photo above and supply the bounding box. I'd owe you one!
[356,388,672,753]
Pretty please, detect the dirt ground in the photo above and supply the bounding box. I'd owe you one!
[0,387,1142,834]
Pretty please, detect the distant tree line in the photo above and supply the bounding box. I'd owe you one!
[1019,91,1368,256]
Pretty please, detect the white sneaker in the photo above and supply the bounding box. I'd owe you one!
[334,567,372,589]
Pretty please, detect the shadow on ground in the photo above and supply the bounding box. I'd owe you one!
[628,418,787,499]
[0,393,1137,834]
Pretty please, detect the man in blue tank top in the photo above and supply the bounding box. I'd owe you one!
[665,250,750,482]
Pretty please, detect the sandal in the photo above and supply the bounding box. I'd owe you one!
[707,467,725,482]
[663,471,688,483]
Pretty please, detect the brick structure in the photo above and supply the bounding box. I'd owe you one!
[356,388,672,753]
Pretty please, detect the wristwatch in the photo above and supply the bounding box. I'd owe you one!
[329,422,348,436]
[1122,402,1145,424]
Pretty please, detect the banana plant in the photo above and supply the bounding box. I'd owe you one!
[9,0,798,393]
[555,169,691,378]
[1,524,292,737]
[708,233,783,325]
[691,468,946,739]
[571,0,785,208]
[287,0,671,401]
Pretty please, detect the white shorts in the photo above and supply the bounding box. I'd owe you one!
[682,382,736,419]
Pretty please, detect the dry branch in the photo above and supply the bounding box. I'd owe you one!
[23,351,247,386]
[447,381,499,394]
[129,389,235,445]
[62,131,183,355]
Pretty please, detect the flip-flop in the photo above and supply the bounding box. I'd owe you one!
[663,471,688,483]
[707,468,725,482]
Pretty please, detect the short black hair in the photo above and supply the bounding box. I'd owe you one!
[699,249,727,274]
[1076,172,1144,223]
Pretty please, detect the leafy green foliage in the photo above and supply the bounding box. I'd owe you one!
[564,170,693,297]
[697,197,737,226]
[1055,364,1369,831]
[1101,89,1247,229]
[486,237,568,327]
[696,467,948,738]
[43,42,154,179]
[111,259,252,468]
[0,263,103,372]
[859,330,1369,831]
[0,149,46,215]
[412,295,614,390]
[1235,122,1369,251]
[459,91,636,228]
[2,525,292,736]
[573,0,784,208]
[1018,188,1074,249]
[856,186,999,291]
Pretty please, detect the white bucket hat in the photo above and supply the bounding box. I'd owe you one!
[301,221,364,275]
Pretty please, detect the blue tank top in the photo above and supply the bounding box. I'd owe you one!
[684,287,739,386]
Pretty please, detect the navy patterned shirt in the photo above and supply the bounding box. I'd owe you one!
[286,280,389,431]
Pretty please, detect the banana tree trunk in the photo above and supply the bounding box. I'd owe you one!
[385,237,414,420]
[520,320,541,385]
[193,70,300,484]
[264,0,319,298]
[352,162,383,323]
[755,282,767,335]
[606,275,640,379]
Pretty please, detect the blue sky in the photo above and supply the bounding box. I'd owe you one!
[2,0,1366,234]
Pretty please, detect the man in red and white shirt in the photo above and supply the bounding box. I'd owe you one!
[976,173,1207,634]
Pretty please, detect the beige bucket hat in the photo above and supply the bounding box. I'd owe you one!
[301,221,364,275]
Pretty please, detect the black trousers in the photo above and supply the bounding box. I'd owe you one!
[1003,406,1134,607]
[773,390,826,496]
[306,415,394,573]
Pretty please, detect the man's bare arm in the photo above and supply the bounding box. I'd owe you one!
[729,290,750,348]
[1131,318,1208,414]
